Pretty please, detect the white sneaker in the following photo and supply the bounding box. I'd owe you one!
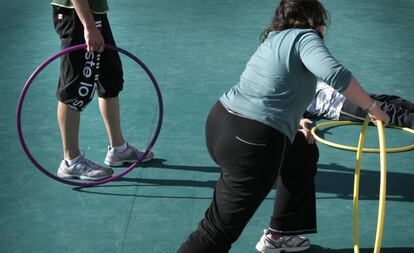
[57,156,114,181]
[104,142,154,167]
[255,229,310,253]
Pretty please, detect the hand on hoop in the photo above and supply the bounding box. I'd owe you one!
[299,118,315,144]
[84,27,105,52]
[367,102,390,127]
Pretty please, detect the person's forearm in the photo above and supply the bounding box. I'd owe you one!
[71,0,104,52]
[71,0,96,30]
[342,76,390,126]
[342,77,374,111]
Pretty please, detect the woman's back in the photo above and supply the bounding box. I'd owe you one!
[220,28,349,141]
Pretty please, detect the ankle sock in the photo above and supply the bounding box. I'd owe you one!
[268,229,282,240]
[65,155,81,166]
[113,142,128,153]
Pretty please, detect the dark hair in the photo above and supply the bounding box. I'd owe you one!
[260,0,330,42]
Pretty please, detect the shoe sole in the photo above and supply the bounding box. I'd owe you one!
[57,171,112,181]
[255,242,310,253]
[104,154,154,167]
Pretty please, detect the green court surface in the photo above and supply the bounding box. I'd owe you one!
[1,1,413,252]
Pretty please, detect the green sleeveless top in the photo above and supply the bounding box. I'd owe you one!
[51,0,108,14]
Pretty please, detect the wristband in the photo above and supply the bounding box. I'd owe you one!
[365,100,376,113]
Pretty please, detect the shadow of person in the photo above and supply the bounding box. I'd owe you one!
[73,159,414,203]
[129,158,220,173]
[308,245,414,253]
[316,163,414,202]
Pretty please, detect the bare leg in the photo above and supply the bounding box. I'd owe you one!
[57,101,81,160]
[99,96,125,147]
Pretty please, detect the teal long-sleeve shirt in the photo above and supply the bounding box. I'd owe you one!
[220,28,352,142]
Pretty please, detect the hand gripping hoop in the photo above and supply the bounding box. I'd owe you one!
[16,44,163,187]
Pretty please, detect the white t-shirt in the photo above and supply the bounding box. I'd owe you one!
[306,81,347,120]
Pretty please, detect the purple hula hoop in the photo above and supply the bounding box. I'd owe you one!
[16,44,163,187]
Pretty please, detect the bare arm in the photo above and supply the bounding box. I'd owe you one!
[71,0,104,52]
[342,77,390,126]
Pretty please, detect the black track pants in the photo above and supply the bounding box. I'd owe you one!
[177,102,319,253]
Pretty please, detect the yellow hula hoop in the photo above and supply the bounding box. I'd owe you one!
[311,120,414,153]
[374,120,387,253]
[352,117,387,253]
[311,119,412,253]
[352,117,369,253]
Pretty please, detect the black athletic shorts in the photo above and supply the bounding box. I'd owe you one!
[53,6,123,111]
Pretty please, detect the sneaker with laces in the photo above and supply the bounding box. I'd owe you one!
[104,142,154,167]
[57,156,114,181]
[255,229,310,253]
